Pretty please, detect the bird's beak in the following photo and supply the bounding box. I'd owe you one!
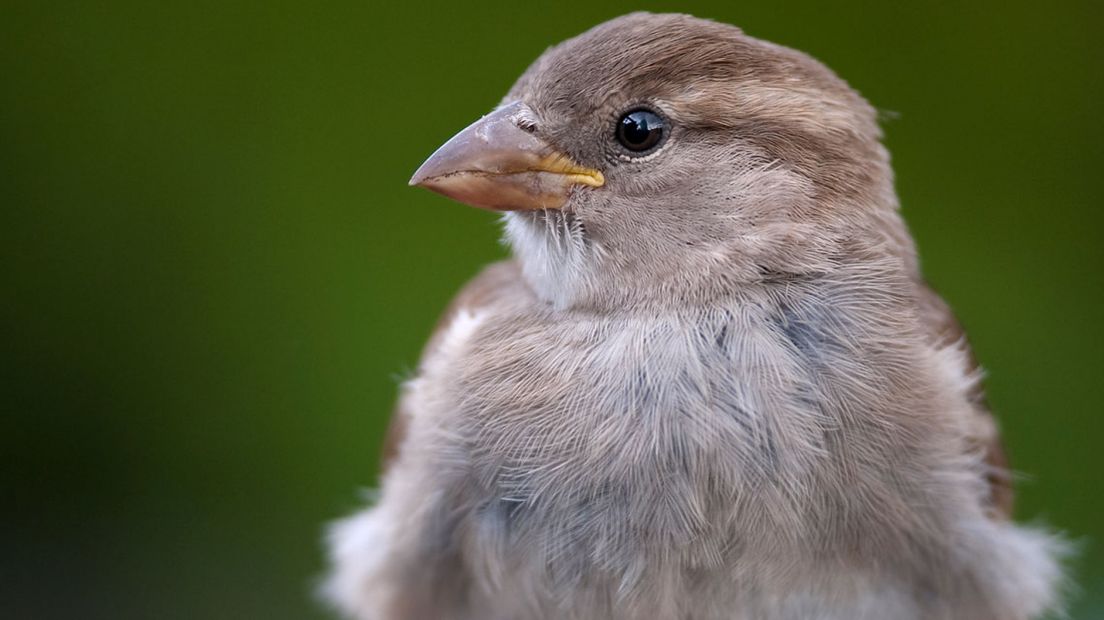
[409,101,604,211]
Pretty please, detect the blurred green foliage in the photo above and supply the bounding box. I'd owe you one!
[2,1,1101,618]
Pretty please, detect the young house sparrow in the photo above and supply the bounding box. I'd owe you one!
[326,13,1064,620]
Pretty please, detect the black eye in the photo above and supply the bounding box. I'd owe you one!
[616,109,666,153]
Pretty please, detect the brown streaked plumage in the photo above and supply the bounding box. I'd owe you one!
[327,13,1063,620]
[380,261,524,470]
[915,282,1015,518]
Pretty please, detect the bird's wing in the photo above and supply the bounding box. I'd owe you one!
[916,282,1014,519]
[379,260,527,471]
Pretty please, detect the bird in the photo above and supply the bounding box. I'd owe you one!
[325,12,1065,620]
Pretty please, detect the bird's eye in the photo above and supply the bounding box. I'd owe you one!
[616,109,666,153]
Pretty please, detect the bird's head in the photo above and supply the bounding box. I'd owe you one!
[411,13,907,310]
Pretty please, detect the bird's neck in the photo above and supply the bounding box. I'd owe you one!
[503,210,596,310]
[503,210,898,312]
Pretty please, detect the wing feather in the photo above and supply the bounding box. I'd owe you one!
[380,260,525,470]
[917,282,1014,519]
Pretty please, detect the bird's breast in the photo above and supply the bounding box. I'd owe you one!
[434,306,840,574]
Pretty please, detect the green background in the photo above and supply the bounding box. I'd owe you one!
[3,1,1101,618]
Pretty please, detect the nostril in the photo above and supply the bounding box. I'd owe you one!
[504,101,540,134]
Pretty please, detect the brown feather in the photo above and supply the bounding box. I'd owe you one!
[916,282,1014,519]
[380,260,525,470]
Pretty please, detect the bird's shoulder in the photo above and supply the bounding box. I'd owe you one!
[380,259,531,469]
[916,281,1014,519]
